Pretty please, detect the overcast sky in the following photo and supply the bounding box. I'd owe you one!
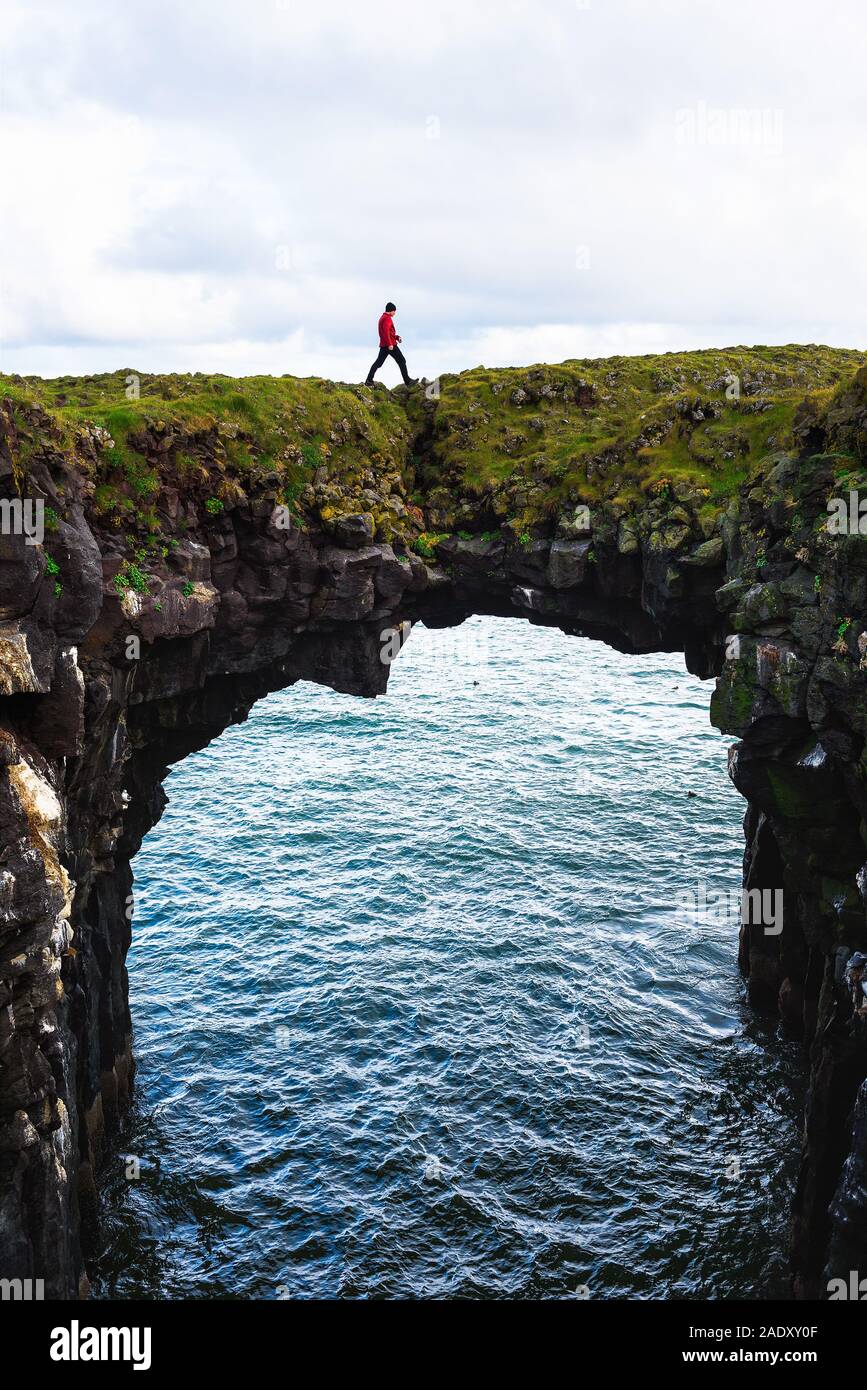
[1,0,865,383]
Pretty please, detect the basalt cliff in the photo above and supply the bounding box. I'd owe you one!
[0,345,866,1299]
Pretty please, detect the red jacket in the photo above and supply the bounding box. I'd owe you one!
[378,312,399,348]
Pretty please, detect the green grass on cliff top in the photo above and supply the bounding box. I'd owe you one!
[0,369,414,532]
[401,344,864,516]
[1,368,412,476]
[2,345,863,526]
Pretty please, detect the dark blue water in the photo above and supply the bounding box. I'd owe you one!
[92,616,804,1300]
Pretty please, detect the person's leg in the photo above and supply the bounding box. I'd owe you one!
[389,345,413,385]
[365,347,389,384]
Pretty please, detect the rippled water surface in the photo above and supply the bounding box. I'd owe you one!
[93,616,804,1300]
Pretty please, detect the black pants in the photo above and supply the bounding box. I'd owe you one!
[366,344,411,384]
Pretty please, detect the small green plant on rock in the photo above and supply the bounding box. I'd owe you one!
[182,580,194,597]
[833,615,853,658]
[204,496,224,515]
[412,531,447,560]
[114,563,149,595]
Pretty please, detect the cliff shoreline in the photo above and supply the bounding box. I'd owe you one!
[1,346,866,1298]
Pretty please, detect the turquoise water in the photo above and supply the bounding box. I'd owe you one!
[92,615,804,1300]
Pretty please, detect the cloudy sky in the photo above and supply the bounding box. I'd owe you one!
[1,0,865,383]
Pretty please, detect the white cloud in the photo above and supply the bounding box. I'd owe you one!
[1,0,865,379]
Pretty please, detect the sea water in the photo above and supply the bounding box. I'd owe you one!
[91,615,803,1300]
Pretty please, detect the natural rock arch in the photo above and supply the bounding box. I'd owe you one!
[1,353,866,1299]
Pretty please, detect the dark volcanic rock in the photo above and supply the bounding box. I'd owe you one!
[332,512,374,548]
[1,365,867,1303]
[547,539,592,590]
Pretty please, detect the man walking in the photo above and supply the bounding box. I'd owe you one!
[365,302,417,386]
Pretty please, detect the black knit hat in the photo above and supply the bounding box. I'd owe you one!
[385,301,396,312]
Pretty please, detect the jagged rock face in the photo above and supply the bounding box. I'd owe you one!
[1,364,866,1299]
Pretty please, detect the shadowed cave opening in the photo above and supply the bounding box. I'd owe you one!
[89,615,806,1300]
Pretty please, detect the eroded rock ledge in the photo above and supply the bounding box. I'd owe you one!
[0,350,866,1298]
